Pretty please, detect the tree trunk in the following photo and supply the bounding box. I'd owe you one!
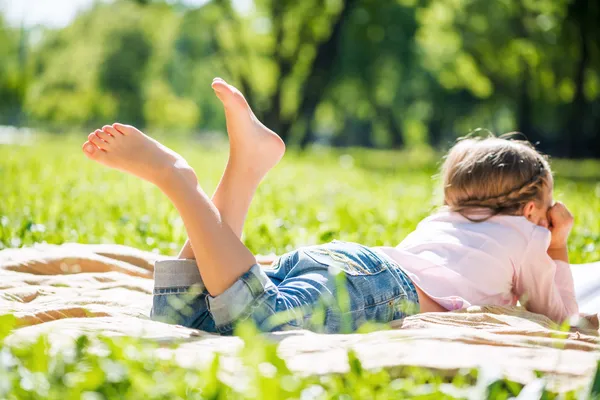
[428,114,443,149]
[295,0,359,148]
[512,3,543,151]
[387,109,404,149]
[565,0,591,157]
[258,0,291,141]
[516,63,536,146]
[299,123,315,149]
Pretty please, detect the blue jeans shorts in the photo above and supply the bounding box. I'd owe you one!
[151,241,419,335]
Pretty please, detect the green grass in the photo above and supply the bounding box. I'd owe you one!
[0,314,595,399]
[1,135,600,399]
[1,135,599,262]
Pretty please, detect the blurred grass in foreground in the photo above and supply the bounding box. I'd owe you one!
[0,314,597,399]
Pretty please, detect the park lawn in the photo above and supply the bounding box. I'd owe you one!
[0,134,600,399]
[1,135,599,262]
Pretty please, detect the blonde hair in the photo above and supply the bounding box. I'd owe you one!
[441,134,552,220]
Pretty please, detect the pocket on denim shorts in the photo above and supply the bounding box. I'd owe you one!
[302,243,386,276]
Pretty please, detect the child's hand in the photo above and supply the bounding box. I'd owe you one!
[547,202,573,250]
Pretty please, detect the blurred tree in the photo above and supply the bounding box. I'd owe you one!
[324,0,421,148]
[561,0,600,156]
[415,0,600,156]
[24,1,199,130]
[207,0,347,143]
[99,28,152,126]
[1,0,599,156]
[0,16,28,125]
[164,3,229,131]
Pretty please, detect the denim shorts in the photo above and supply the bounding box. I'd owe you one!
[151,241,419,335]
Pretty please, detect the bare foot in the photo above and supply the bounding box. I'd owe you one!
[212,78,285,179]
[81,124,196,188]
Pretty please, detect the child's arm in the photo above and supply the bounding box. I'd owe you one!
[515,202,579,323]
[545,202,579,322]
[547,247,568,263]
[547,202,573,264]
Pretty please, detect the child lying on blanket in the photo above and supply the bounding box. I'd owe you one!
[81,78,578,334]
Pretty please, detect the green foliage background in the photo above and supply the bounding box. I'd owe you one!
[1,0,599,156]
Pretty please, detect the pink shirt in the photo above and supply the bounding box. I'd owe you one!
[375,211,579,323]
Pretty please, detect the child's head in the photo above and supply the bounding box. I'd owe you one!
[441,135,553,227]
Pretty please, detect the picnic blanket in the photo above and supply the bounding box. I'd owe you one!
[1,243,599,392]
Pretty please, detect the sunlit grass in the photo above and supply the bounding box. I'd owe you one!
[0,314,595,399]
[1,135,600,399]
[1,134,599,263]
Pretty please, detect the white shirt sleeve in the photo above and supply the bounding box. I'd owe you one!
[514,227,579,323]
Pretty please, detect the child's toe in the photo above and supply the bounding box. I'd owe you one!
[95,129,112,143]
[212,80,247,109]
[112,122,139,136]
[211,79,227,92]
[102,125,120,138]
[82,141,103,159]
[89,131,108,151]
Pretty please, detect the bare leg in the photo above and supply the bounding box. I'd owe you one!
[81,120,275,296]
[178,78,285,259]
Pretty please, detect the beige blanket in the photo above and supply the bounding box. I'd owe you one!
[1,243,599,392]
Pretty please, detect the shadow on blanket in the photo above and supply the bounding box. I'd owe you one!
[1,243,599,392]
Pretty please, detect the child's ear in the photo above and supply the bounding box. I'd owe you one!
[522,201,536,221]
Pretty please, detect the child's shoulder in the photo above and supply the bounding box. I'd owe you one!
[414,210,551,261]
[421,210,548,241]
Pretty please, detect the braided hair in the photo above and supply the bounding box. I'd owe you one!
[441,134,552,222]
